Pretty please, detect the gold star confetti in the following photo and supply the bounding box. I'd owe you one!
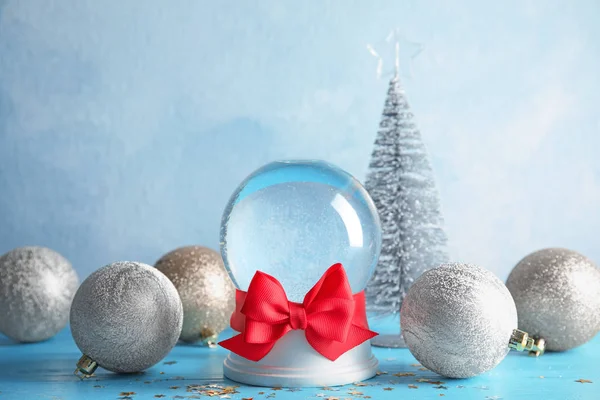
[410,363,421,367]
[539,376,545,379]
[576,379,593,384]
[418,367,428,371]
[184,385,240,397]
[321,386,335,391]
[271,387,283,390]
[383,387,394,391]
[417,379,445,385]
[325,397,339,400]
[347,390,363,395]
[408,384,418,389]
[376,370,388,375]
[258,392,265,395]
[353,382,369,386]
[159,372,165,375]
[119,392,136,396]
[393,372,415,377]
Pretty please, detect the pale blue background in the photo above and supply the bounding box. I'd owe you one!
[1,0,599,280]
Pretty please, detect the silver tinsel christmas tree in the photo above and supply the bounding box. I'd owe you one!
[365,68,449,347]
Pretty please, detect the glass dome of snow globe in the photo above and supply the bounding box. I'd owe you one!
[220,160,382,303]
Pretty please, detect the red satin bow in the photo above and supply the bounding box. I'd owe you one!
[219,263,377,362]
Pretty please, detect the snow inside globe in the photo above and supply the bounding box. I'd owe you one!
[220,160,382,303]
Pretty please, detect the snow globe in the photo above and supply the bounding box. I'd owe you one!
[219,160,382,387]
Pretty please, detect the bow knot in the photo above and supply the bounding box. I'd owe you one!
[288,301,307,330]
[219,263,378,362]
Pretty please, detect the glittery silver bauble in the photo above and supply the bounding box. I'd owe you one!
[401,263,517,378]
[506,248,600,351]
[70,261,183,374]
[0,246,79,342]
[155,246,235,344]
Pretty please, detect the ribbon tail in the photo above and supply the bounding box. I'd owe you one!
[219,334,276,362]
[306,325,378,361]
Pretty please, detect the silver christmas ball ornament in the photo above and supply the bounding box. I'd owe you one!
[155,246,235,345]
[401,263,543,378]
[71,261,183,375]
[0,246,79,342]
[506,248,600,351]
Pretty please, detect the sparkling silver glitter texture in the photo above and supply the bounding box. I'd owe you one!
[401,263,517,378]
[70,261,183,373]
[155,246,235,344]
[0,246,79,342]
[365,73,448,348]
[506,248,600,351]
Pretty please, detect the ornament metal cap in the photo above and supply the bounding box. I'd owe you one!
[199,328,218,348]
[74,354,98,377]
[508,329,546,356]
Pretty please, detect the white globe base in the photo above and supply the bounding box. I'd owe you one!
[223,331,379,387]
[371,334,406,348]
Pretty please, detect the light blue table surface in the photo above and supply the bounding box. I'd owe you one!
[0,326,598,400]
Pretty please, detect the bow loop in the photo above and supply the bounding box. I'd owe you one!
[241,271,291,323]
[304,297,355,342]
[219,264,378,362]
[303,263,354,306]
[244,319,291,344]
